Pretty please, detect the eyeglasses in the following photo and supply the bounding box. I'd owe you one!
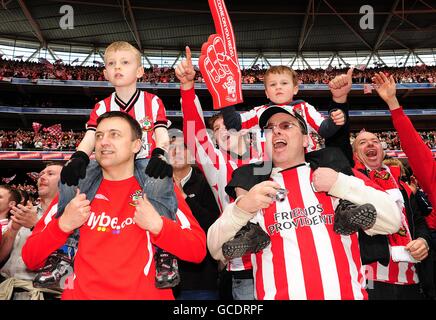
[263,121,298,131]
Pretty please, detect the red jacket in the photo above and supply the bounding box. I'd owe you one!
[390,107,436,229]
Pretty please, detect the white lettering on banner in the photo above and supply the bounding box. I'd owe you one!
[216,0,234,58]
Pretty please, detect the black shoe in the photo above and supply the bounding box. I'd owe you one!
[155,250,180,289]
[334,200,377,235]
[33,251,73,292]
[222,222,271,260]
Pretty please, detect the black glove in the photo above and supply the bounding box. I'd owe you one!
[145,147,173,179]
[61,151,90,186]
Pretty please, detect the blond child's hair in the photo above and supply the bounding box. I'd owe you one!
[104,41,142,66]
[264,66,298,87]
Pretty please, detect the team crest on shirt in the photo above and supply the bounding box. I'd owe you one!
[397,227,407,237]
[129,190,143,206]
[139,116,153,132]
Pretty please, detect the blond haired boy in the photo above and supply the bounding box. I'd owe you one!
[62,41,172,182]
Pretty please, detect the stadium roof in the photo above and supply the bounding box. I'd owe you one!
[0,0,435,53]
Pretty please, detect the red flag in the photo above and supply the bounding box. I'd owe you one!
[32,122,42,134]
[363,83,373,94]
[42,153,63,160]
[2,174,16,184]
[26,172,39,182]
[355,64,366,71]
[199,0,243,110]
[0,152,18,159]
[46,124,63,139]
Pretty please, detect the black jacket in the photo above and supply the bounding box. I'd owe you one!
[175,166,221,292]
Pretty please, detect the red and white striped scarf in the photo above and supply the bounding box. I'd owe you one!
[365,165,419,285]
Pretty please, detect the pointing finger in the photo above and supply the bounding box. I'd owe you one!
[346,67,354,80]
[185,46,192,64]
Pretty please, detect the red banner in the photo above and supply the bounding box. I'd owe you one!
[42,153,63,160]
[0,152,18,159]
[19,152,42,159]
[199,0,243,110]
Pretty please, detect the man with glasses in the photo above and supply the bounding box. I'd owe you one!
[207,105,402,300]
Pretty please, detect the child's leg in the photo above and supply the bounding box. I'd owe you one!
[33,230,79,291]
[134,158,177,220]
[222,222,270,259]
[134,158,181,288]
[57,161,102,218]
[154,246,180,289]
[38,162,103,291]
[333,199,377,235]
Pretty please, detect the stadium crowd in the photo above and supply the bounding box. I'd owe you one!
[1,56,436,85]
[0,129,84,151]
[0,40,434,302]
[1,128,435,151]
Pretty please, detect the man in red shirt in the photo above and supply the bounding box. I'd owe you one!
[22,111,206,299]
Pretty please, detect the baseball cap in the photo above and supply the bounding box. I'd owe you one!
[259,105,308,134]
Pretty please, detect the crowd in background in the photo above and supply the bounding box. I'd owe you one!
[1,57,435,85]
[1,128,435,151]
[0,129,84,150]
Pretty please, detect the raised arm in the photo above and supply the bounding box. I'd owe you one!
[373,71,436,228]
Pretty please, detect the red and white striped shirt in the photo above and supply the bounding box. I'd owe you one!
[239,101,325,152]
[251,163,367,300]
[87,90,169,159]
[181,87,262,271]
